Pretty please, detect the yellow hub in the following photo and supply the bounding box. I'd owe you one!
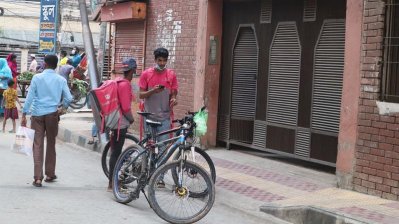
[176,187,188,197]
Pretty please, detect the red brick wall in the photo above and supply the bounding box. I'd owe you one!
[144,0,199,118]
[354,0,399,200]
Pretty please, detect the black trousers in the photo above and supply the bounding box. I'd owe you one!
[109,128,128,183]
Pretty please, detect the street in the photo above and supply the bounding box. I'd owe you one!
[0,121,287,224]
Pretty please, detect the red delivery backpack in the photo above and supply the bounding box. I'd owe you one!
[88,79,123,135]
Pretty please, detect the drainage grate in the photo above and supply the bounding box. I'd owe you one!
[260,205,369,224]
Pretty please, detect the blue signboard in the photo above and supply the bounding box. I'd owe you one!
[38,0,59,54]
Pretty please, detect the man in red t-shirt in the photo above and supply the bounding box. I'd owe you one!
[139,48,178,142]
[108,58,136,190]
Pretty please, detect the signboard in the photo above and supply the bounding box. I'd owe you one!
[38,0,58,54]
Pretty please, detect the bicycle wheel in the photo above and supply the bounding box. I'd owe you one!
[69,83,89,109]
[173,146,216,183]
[102,133,139,178]
[148,160,215,224]
[112,145,146,204]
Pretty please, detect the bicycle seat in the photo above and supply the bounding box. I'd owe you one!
[137,111,154,117]
[146,119,162,127]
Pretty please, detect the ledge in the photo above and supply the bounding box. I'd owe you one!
[376,101,399,116]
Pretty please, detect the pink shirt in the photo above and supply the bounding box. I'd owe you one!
[139,67,178,91]
[138,67,178,121]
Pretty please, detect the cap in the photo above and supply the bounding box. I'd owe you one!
[30,54,36,58]
[121,58,137,72]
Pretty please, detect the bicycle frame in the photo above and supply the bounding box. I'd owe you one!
[123,124,192,180]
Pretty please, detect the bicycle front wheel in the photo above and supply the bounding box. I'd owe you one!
[102,133,139,178]
[112,145,146,204]
[148,160,215,224]
[173,146,216,183]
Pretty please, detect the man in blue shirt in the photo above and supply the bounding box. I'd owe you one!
[21,54,72,187]
[70,46,82,68]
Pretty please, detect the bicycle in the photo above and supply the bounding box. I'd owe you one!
[112,109,215,224]
[69,79,89,109]
[101,111,216,183]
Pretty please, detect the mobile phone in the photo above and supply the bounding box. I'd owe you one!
[158,85,165,89]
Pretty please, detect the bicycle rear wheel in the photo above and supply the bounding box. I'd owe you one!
[102,133,139,178]
[148,160,215,224]
[69,82,89,109]
[112,145,146,204]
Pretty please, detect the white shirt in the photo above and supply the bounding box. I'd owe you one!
[29,59,37,72]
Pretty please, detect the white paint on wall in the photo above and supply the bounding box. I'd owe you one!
[376,101,399,115]
[155,9,182,66]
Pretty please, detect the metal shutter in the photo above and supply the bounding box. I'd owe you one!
[267,22,301,127]
[303,0,317,22]
[295,128,311,157]
[311,19,345,134]
[231,26,258,119]
[217,114,230,141]
[253,120,267,148]
[114,21,145,74]
[260,0,272,24]
[0,48,22,71]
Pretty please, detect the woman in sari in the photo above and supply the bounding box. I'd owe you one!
[0,58,12,116]
[6,53,18,89]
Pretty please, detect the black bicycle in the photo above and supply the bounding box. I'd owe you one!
[101,133,139,178]
[102,112,216,183]
[112,109,215,224]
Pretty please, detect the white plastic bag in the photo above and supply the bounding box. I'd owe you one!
[12,126,35,156]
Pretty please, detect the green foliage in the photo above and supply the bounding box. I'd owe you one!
[72,79,87,96]
[18,71,35,81]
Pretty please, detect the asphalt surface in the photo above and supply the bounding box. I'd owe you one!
[0,121,288,224]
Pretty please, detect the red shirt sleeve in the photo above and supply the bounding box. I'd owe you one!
[169,70,178,90]
[139,70,149,90]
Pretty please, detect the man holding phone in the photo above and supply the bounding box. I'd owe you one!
[139,48,178,142]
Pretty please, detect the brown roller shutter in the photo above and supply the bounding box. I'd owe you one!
[114,21,145,74]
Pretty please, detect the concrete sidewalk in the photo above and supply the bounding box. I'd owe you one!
[58,111,399,224]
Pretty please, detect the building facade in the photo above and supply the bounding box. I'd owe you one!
[0,0,100,72]
[348,0,399,200]
[97,0,399,200]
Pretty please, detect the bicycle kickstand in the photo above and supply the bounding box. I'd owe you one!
[142,189,152,209]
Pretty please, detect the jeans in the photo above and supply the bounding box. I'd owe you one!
[109,128,128,184]
[91,123,98,137]
[145,119,171,143]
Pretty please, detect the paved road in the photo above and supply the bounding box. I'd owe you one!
[0,122,287,224]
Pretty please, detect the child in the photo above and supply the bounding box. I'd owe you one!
[2,79,21,133]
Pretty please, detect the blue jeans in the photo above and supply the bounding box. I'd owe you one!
[145,119,171,143]
[91,123,98,137]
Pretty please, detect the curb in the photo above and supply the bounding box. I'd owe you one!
[58,125,102,153]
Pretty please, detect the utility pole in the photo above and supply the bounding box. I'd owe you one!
[97,22,107,82]
[78,0,99,89]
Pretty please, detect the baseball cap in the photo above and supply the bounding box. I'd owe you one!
[30,54,36,58]
[121,58,137,72]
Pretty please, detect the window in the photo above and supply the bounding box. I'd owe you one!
[382,0,399,102]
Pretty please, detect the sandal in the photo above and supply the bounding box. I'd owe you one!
[44,175,57,182]
[32,180,42,187]
[87,140,95,145]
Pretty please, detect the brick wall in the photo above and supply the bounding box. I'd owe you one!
[144,0,199,119]
[354,0,399,200]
